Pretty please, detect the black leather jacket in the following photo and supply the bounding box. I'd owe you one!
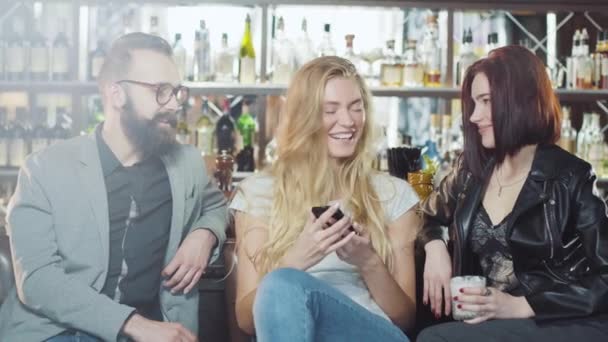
[417,144,608,320]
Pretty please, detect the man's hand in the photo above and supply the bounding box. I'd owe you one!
[162,229,217,294]
[122,313,198,342]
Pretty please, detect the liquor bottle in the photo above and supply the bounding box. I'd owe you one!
[567,30,581,89]
[215,33,235,83]
[586,113,603,173]
[342,34,366,75]
[31,107,50,154]
[239,14,256,84]
[601,31,608,89]
[50,106,71,146]
[122,10,135,35]
[236,104,256,148]
[6,17,27,81]
[420,14,441,87]
[51,19,71,81]
[558,107,577,154]
[485,32,499,55]
[380,40,405,86]
[403,39,423,87]
[271,17,296,84]
[149,16,160,37]
[196,99,216,156]
[576,112,591,160]
[456,29,477,87]
[236,104,256,171]
[8,108,28,168]
[0,108,8,166]
[173,33,187,81]
[576,28,593,89]
[0,27,6,80]
[295,18,315,68]
[215,99,236,155]
[89,40,106,81]
[214,150,234,195]
[176,109,190,145]
[318,24,336,57]
[193,20,212,81]
[30,20,50,81]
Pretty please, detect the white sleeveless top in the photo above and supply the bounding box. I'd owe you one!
[229,172,419,320]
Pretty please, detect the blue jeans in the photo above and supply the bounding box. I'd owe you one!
[253,268,410,342]
[45,330,102,342]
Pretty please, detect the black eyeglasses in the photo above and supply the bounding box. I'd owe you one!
[117,80,190,106]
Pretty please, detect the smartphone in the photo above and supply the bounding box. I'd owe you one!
[311,206,356,233]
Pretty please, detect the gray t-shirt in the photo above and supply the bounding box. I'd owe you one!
[229,172,419,320]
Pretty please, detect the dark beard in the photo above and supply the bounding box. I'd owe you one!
[120,98,178,158]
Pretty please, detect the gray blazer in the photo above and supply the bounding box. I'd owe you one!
[0,133,228,341]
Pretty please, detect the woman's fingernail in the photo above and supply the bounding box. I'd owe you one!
[460,288,464,293]
[457,304,462,309]
[453,296,458,301]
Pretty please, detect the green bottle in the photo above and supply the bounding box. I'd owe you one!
[236,104,256,147]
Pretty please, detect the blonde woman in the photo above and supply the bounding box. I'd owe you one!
[229,56,420,341]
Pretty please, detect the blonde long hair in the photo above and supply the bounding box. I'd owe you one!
[254,56,392,274]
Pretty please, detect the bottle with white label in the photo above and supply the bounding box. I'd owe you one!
[215,33,235,83]
[0,108,9,166]
[89,40,106,81]
[8,108,28,168]
[239,14,256,84]
[6,18,27,81]
[193,20,212,81]
[31,107,50,154]
[51,19,70,81]
[173,33,187,81]
[30,19,49,81]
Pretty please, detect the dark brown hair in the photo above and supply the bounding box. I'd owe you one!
[461,45,561,177]
[98,32,173,85]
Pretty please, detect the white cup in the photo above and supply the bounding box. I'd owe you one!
[450,275,487,320]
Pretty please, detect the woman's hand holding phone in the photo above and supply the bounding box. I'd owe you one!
[280,203,357,271]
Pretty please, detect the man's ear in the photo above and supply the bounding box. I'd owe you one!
[104,82,127,110]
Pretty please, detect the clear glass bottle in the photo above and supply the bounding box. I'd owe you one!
[576,28,594,89]
[271,17,297,84]
[456,29,477,87]
[342,34,366,75]
[239,14,256,84]
[576,112,591,160]
[380,40,404,87]
[318,23,336,57]
[196,99,216,156]
[193,20,212,81]
[586,113,604,173]
[403,39,423,87]
[172,33,187,81]
[295,18,315,68]
[420,14,442,87]
[215,33,235,83]
[558,107,577,154]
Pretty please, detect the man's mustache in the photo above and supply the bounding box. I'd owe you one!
[153,112,178,128]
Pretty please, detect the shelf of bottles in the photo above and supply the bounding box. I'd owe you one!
[1,2,608,186]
